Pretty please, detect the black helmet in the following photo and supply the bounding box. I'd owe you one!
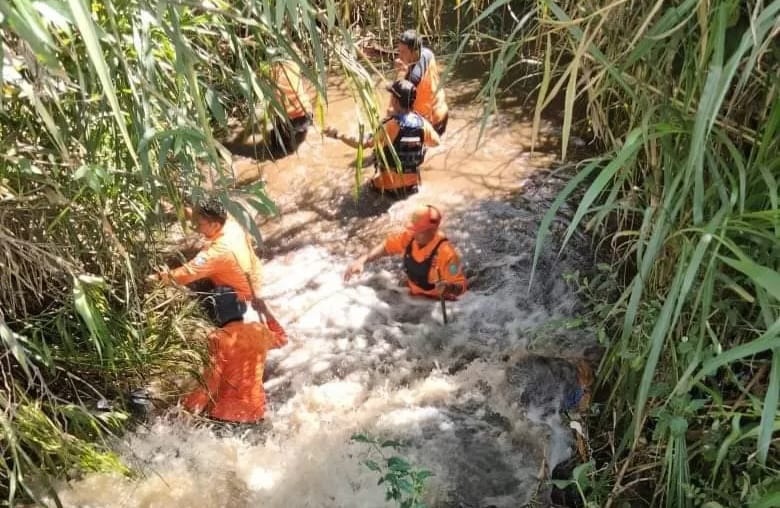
[398,29,423,51]
[386,79,416,109]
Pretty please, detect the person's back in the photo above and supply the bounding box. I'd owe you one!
[271,59,311,121]
[396,30,449,135]
[372,80,440,192]
[169,215,262,302]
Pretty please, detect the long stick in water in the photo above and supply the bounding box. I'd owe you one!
[437,267,448,325]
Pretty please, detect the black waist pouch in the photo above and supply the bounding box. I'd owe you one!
[192,281,247,327]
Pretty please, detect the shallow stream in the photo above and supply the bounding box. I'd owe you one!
[54,72,597,508]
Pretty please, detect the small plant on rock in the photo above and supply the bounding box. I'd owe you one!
[351,433,434,508]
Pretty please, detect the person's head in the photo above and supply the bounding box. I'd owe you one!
[386,79,416,111]
[397,29,422,64]
[406,204,442,245]
[193,197,227,238]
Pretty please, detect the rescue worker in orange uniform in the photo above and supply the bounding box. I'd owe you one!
[343,204,467,299]
[149,197,287,423]
[265,52,313,158]
[394,30,449,135]
[326,80,440,193]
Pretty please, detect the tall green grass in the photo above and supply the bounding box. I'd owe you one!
[493,0,780,504]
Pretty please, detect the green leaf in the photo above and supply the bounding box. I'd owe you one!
[0,320,32,379]
[530,158,603,287]
[205,86,227,126]
[415,470,434,481]
[669,416,688,437]
[18,80,69,159]
[572,460,593,487]
[633,254,687,441]
[551,478,575,489]
[398,478,414,494]
[693,319,780,384]
[559,127,644,250]
[223,198,263,247]
[363,460,381,473]
[718,255,780,303]
[0,0,61,69]
[757,350,780,464]
[387,456,410,472]
[750,490,780,508]
[72,275,111,361]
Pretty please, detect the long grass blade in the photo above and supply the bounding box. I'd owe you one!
[559,127,644,250]
[757,350,780,464]
[693,319,780,383]
[66,0,139,168]
[633,251,687,441]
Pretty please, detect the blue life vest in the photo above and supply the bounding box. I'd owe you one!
[378,112,425,173]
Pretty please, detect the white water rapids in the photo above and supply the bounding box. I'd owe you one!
[52,180,598,507]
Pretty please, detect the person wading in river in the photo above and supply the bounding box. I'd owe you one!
[326,79,440,193]
[394,29,449,136]
[148,197,287,423]
[344,204,466,299]
[264,50,313,158]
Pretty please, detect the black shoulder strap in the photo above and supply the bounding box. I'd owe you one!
[409,237,447,260]
[429,237,448,259]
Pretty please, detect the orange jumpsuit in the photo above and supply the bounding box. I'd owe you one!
[402,48,449,131]
[163,219,285,422]
[183,321,286,422]
[164,218,262,299]
[384,230,467,299]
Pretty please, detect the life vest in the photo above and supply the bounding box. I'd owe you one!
[403,237,448,291]
[405,48,448,126]
[378,112,425,173]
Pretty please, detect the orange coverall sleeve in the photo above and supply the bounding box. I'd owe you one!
[383,231,413,256]
[422,119,441,147]
[434,243,467,296]
[247,322,287,350]
[374,119,400,149]
[165,245,225,286]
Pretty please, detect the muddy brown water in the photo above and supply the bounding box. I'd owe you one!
[51,72,597,508]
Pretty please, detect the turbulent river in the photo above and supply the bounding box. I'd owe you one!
[51,74,598,507]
